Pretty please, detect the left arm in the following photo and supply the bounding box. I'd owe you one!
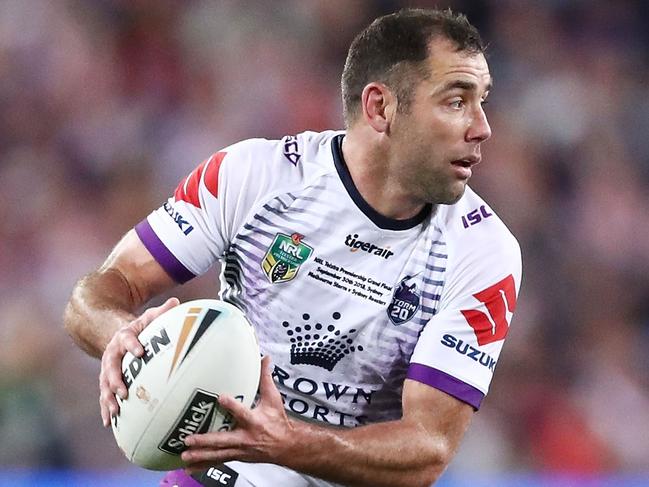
[182,357,473,487]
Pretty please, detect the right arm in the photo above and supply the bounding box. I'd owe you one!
[65,139,290,426]
[63,229,179,424]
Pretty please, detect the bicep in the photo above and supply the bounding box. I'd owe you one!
[99,229,178,305]
[402,379,474,459]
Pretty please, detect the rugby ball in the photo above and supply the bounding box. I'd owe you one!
[111,299,260,470]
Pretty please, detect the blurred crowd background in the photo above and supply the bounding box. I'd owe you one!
[2,0,649,480]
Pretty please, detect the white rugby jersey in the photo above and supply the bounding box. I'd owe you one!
[136,130,521,486]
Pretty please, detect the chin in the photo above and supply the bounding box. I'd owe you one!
[432,184,466,205]
[442,194,463,205]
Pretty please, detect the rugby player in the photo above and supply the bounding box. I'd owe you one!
[65,8,522,487]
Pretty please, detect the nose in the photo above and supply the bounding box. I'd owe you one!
[466,105,492,143]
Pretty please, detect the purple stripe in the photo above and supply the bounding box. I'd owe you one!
[425,264,446,272]
[237,233,269,252]
[407,363,484,410]
[159,469,202,486]
[135,219,195,284]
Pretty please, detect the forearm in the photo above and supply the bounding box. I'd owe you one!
[63,268,140,358]
[279,417,458,487]
[184,365,472,485]
[64,229,177,358]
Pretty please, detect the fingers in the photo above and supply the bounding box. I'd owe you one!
[100,347,127,426]
[98,297,181,427]
[120,325,145,357]
[182,431,244,467]
[182,449,242,471]
[105,327,138,392]
[184,430,242,449]
[147,297,180,323]
[206,357,272,427]
[258,355,283,407]
[126,297,180,354]
[100,330,131,427]
[178,356,289,466]
[99,364,119,427]
[259,356,273,391]
[219,394,253,425]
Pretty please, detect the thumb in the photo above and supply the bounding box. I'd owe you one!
[157,296,180,314]
[138,297,180,328]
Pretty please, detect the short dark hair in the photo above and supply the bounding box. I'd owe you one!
[341,8,485,127]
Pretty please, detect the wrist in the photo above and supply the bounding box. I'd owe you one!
[272,416,336,472]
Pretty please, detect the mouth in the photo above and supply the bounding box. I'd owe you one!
[451,155,480,167]
[450,156,480,179]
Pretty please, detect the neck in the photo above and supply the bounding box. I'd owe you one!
[341,128,426,220]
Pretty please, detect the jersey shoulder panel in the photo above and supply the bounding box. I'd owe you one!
[217,130,341,199]
[436,186,522,307]
[136,131,342,281]
[408,187,522,409]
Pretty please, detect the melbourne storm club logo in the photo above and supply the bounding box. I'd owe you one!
[262,232,313,284]
[387,276,421,325]
[282,312,363,371]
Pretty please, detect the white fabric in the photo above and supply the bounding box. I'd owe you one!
[141,130,521,487]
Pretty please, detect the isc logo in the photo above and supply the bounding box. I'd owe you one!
[461,205,493,228]
[203,466,238,485]
[282,135,301,165]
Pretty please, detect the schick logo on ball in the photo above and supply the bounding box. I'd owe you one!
[158,389,217,455]
[387,276,421,325]
[261,232,313,283]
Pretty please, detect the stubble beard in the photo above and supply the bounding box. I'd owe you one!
[406,158,468,206]
[396,135,467,207]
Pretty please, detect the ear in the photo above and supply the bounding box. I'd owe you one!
[360,82,397,134]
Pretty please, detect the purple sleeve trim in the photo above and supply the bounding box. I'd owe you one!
[407,363,484,410]
[135,219,195,284]
[160,469,202,486]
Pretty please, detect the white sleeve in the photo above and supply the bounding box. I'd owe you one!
[407,205,522,410]
[134,138,291,282]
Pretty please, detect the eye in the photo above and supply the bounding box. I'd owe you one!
[449,99,464,109]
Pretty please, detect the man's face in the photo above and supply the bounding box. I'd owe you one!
[390,38,492,205]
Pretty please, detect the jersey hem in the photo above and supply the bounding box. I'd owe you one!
[135,219,196,284]
[407,362,484,410]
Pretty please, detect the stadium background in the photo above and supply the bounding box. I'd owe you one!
[1,0,648,485]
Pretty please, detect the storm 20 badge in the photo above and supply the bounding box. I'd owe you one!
[262,232,313,283]
[387,276,421,325]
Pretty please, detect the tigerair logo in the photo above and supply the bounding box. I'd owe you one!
[344,234,393,259]
[168,307,222,379]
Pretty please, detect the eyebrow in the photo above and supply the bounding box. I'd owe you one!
[436,79,493,95]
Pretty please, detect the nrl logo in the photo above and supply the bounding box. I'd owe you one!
[262,232,313,283]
